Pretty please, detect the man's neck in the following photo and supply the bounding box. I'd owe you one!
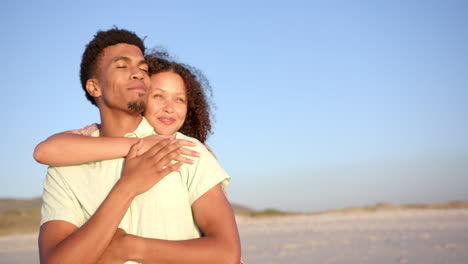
[99,107,143,137]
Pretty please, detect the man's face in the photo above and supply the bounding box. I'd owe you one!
[93,43,150,113]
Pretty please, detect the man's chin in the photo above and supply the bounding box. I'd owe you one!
[127,100,145,113]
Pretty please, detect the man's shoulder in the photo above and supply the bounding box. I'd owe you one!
[42,160,124,227]
[175,132,204,150]
[175,133,222,172]
[44,159,124,207]
[46,158,124,181]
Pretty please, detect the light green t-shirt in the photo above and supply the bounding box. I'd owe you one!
[41,118,230,251]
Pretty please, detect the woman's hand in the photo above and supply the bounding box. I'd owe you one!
[139,135,200,165]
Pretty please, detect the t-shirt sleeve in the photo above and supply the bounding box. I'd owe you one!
[185,143,231,205]
[40,167,86,227]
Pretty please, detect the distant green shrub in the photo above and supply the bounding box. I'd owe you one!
[4,209,22,216]
[250,208,289,217]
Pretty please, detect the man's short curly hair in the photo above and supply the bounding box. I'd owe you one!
[145,51,214,143]
[80,28,145,106]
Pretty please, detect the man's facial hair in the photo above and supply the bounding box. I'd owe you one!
[127,100,145,113]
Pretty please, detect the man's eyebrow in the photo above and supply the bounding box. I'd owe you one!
[112,57,147,67]
[112,56,131,63]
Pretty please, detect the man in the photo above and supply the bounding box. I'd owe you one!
[39,28,240,264]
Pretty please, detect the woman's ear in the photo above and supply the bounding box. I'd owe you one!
[86,79,102,98]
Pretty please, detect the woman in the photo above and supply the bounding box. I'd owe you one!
[34,51,242,263]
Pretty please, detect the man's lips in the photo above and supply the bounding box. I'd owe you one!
[128,85,146,93]
[158,117,176,125]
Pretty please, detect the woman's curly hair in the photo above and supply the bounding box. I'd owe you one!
[145,50,214,143]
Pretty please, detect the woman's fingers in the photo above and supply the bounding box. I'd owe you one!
[176,139,197,147]
[179,147,200,158]
[142,138,173,157]
[140,137,202,168]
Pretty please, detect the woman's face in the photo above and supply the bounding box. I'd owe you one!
[144,71,188,135]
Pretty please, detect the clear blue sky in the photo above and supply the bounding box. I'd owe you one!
[1,0,467,212]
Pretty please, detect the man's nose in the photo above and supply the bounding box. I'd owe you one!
[131,68,144,80]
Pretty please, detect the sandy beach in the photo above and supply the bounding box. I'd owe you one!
[238,209,468,264]
[1,209,467,264]
[0,233,38,264]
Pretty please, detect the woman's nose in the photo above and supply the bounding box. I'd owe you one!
[163,101,174,113]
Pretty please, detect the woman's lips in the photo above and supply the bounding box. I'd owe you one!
[158,117,176,125]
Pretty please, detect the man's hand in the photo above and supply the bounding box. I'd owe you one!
[118,138,184,197]
[97,228,127,264]
[139,135,200,165]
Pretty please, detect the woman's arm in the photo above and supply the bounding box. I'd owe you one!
[34,128,199,167]
[34,132,141,166]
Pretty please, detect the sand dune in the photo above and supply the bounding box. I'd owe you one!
[1,209,467,264]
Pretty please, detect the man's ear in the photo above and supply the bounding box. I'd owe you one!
[86,79,102,98]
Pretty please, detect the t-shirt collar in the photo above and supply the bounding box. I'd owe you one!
[124,117,155,138]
